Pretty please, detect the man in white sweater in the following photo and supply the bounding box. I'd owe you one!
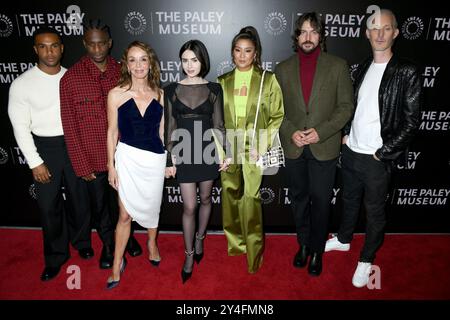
[8,27,91,281]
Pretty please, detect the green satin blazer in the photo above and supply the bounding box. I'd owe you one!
[218,66,284,157]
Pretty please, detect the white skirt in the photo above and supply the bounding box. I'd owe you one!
[115,142,166,228]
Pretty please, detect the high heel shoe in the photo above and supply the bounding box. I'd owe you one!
[181,249,194,284]
[149,258,161,267]
[193,232,205,264]
[106,256,127,290]
[147,240,161,267]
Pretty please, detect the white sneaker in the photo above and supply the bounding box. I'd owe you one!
[352,262,372,288]
[324,236,350,252]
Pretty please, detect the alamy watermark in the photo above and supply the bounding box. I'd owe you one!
[168,125,281,175]
[66,265,81,290]
[367,265,381,289]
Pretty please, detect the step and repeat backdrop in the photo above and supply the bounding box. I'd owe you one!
[0,0,449,232]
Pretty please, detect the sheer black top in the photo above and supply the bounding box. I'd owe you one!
[163,82,226,167]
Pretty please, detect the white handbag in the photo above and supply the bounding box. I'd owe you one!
[251,70,285,170]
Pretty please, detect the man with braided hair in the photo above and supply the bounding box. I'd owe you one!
[60,19,142,269]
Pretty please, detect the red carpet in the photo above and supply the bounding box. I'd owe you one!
[0,228,449,300]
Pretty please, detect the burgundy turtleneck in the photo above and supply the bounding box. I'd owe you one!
[298,46,320,107]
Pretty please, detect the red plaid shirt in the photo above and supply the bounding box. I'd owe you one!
[60,55,120,177]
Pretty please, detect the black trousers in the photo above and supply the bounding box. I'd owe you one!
[33,135,90,268]
[82,171,114,247]
[337,144,390,263]
[283,146,338,253]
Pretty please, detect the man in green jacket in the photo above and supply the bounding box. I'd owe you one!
[275,12,353,276]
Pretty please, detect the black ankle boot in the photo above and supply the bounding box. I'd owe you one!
[193,232,205,264]
[293,245,310,268]
[181,250,194,284]
[308,252,323,276]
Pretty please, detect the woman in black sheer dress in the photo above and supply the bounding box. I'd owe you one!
[164,40,229,283]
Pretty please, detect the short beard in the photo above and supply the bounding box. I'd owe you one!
[299,42,318,54]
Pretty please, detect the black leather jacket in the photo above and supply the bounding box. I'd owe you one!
[344,54,422,162]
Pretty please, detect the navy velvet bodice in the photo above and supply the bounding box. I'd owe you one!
[118,98,165,154]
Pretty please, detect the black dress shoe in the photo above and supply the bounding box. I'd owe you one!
[78,247,94,259]
[40,266,61,281]
[308,252,323,276]
[100,245,114,269]
[126,236,142,257]
[293,245,310,268]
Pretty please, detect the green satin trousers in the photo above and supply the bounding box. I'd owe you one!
[221,162,264,273]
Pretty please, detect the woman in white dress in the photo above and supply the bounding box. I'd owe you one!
[106,41,166,289]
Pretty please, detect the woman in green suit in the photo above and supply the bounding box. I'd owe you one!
[218,26,284,273]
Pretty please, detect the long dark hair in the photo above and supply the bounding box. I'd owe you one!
[231,26,262,67]
[117,41,161,91]
[292,12,327,52]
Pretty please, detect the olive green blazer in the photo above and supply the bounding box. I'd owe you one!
[218,66,284,157]
[275,52,354,160]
